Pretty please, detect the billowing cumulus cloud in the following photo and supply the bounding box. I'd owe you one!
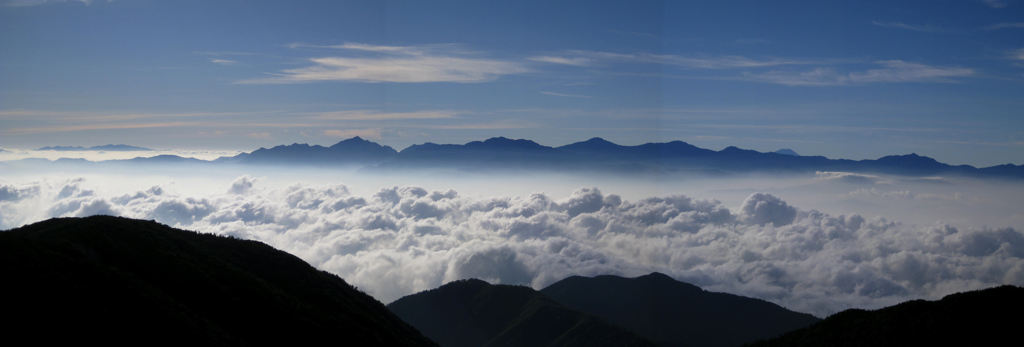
[740,193,797,226]
[0,183,39,201]
[1,176,1022,317]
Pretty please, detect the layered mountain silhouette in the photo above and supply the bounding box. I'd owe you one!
[388,279,653,347]
[202,137,1022,178]
[749,285,1024,346]
[0,216,436,346]
[12,136,1023,178]
[389,273,819,347]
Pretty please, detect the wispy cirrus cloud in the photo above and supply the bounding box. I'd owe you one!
[735,38,771,45]
[323,128,382,139]
[420,120,536,130]
[313,110,457,121]
[210,59,237,65]
[0,110,245,122]
[3,0,103,7]
[1009,48,1024,64]
[0,108,480,138]
[982,0,1008,8]
[850,60,974,82]
[529,50,813,69]
[872,21,942,33]
[743,60,974,86]
[984,22,1024,30]
[528,49,978,88]
[528,56,594,67]
[2,122,201,135]
[286,42,415,53]
[540,91,592,99]
[239,43,528,84]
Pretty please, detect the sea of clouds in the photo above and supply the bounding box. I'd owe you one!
[2,173,1023,317]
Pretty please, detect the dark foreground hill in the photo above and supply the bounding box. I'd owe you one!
[540,273,820,347]
[388,273,819,347]
[0,216,436,346]
[388,279,654,347]
[748,285,1024,347]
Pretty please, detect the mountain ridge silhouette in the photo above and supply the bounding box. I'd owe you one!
[185,137,1024,177]
[539,272,820,347]
[10,136,1024,178]
[390,272,820,347]
[748,285,1024,346]
[387,278,655,347]
[0,215,436,346]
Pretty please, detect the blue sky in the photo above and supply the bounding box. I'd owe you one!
[1,0,1022,166]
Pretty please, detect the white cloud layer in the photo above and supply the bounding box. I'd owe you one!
[240,43,528,84]
[531,50,811,69]
[744,60,974,86]
[2,175,1023,317]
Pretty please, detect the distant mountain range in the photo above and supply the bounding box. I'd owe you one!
[0,216,435,346]
[37,144,152,151]
[216,136,398,165]
[216,136,1022,178]
[389,273,819,347]
[751,285,1024,346]
[9,136,1024,178]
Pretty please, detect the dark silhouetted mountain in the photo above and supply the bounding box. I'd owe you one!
[398,137,559,167]
[53,157,91,164]
[557,138,715,162]
[557,137,624,153]
[748,285,1024,347]
[774,148,799,156]
[540,273,820,347]
[978,162,1024,177]
[38,144,151,151]
[866,153,958,175]
[217,136,397,165]
[388,279,654,347]
[391,137,723,173]
[0,216,436,346]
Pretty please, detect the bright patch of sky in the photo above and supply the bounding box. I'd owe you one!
[1,0,1023,166]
